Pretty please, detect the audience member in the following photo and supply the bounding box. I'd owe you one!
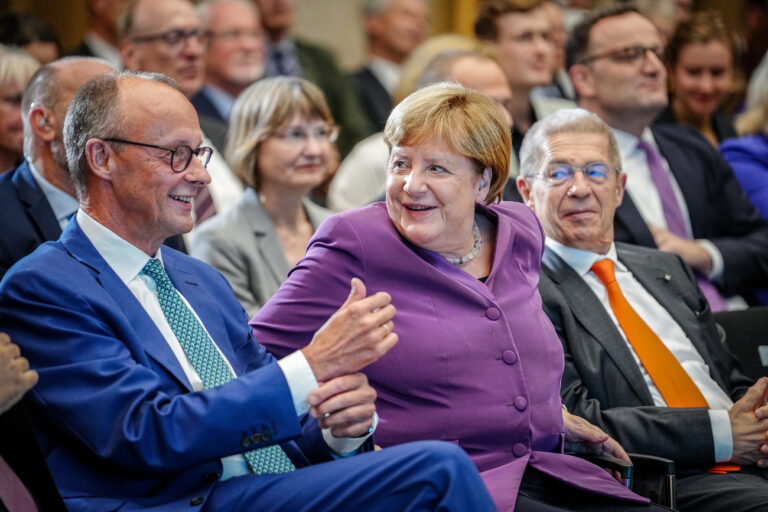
[119,0,244,229]
[0,12,60,65]
[475,0,575,198]
[533,0,575,101]
[193,0,266,125]
[350,0,429,131]
[654,11,737,147]
[254,0,373,157]
[633,0,676,43]
[516,107,768,512]
[0,57,113,281]
[328,34,481,212]
[0,46,39,173]
[253,83,657,512]
[0,70,494,512]
[68,0,126,69]
[0,332,66,512]
[192,77,334,316]
[566,5,768,309]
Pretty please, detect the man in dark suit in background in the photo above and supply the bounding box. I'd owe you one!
[253,0,373,156]
[192,0,266,126]
[349,0,429,131]
[566,4,768,308]
[0,57,113,280]
[517,107,768,512]
[67,0,125,69]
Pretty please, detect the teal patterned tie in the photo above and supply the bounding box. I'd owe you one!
[140,258,295,475]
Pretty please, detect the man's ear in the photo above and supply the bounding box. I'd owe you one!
[615,171,627,207]
[516,176,535,211]
[29,107,56,142]
[85,138,115,182]
[569,63,595,99]
[119,39,136,70]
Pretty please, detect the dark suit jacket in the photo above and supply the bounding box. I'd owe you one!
[0,161,61,281]
[350,66,392,131]
[539,242,753,468]
[0,400,65,511]
[0,220,354,510]
[66,40,97,58]
[295,39,373,157]
[614,124,768,299]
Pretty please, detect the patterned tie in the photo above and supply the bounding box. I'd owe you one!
[140,258,295,474]
[636,140,727,312]
[0,455,37,512]
[591,259,740,473]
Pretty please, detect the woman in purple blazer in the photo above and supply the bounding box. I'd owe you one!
[252,84,656,511]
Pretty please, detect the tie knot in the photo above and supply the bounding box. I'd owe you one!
[590,258,617,286]
[140,258,171,289]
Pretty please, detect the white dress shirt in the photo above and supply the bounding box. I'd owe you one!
[76,210,373,478]
[546,237,734,462]
[611,127,725,281]
[26,159,78,230]
[367,57,401,95]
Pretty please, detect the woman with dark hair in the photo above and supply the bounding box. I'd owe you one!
[0,12,61,64]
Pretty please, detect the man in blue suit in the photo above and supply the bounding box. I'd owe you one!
[565,5,768,307]
[0,57,114,281]
[0,71,494,511]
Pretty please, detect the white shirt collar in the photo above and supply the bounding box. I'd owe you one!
[76,209,162,285]
[83,32,122,70]
[611,126,659,162]
[544,237,626,276]
[201,83,236,122]
[367,56,401,95]
[26,158,79,225]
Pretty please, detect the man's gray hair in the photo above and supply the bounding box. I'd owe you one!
[416,49,491,90]
[364,0,394,16]
[519,108,622,179]
[198,0,259,27]
[64,70,179,198]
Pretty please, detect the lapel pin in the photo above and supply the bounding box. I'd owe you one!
[663,274,672,282]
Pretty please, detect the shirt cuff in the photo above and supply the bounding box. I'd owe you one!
[277,350,318,416]
[323,412,379,457]
[709,409,733,463]
[696,239,724,281]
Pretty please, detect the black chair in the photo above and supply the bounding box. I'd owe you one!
[712,306,768,381]
[578,453,676,509]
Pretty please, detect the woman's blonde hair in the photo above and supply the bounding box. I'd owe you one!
[384,82,510,203]
[0,45,39,91]
[226,76,335,189]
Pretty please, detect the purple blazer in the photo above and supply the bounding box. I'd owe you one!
[252,202,645,511]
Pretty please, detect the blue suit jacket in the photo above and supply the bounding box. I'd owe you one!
[0,161,61,281]
[0,220,338,511]
[613,124,768,299]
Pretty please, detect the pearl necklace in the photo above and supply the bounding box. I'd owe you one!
[445,221,482,266]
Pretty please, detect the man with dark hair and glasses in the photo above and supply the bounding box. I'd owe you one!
[118,0,244,229]
[565,4,768,309]
[517,107,768,512]
[0,69,494,511]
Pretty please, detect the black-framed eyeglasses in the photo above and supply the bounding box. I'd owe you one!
[130,28,208,48]
[580,45,665,66]
[533,162,615,186]
[104,138,213,173]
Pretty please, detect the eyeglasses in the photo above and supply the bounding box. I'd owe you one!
[104,138,213,173]
[131,28,208,48]
[581,45,665,66]
[271,125,339,145]
[533,162,615,186]
[206,29,263,43]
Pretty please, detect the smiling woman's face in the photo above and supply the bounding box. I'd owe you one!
[385,139,489,258]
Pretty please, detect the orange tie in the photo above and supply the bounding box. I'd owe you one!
[590,259,739,473]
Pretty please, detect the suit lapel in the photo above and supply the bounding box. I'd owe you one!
[60,223,195,391]
[614,193,656,248]
[247,191,291,285]
[14,162,62,241]
[542,248,655,404]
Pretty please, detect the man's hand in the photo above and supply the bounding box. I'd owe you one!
[649,226,713,274]
[0,332,38,415]
[307,372,376,438]
[729,377,768,467]
[564,409,630,467]
[302,278,397,382]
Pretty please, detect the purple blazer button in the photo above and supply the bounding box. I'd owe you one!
[486,307,500,320]
[501,350,517,365]
[512,443,528,457]
[514,396,528,411]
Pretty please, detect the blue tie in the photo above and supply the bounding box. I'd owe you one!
[140,258,295,474]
